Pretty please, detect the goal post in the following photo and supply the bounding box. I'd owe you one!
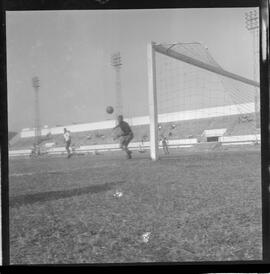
[147,42,159,161]
[147,41,260,161]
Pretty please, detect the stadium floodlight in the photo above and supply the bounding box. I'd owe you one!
[147,41,260,161]
[244,9,260,128]
[32,76,41,152]
[245,10,259,30]
[111,52,123,118]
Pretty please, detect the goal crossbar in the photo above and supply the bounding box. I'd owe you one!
[153,43,259,88]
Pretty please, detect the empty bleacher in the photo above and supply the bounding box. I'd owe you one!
[157,113,257,140]
[9,113,259,153]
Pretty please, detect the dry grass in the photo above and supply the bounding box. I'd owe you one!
[9,148,262,264]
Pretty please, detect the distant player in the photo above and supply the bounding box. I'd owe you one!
[113,115,134,159]
[63,128,72,158]
[30,145,36,158]
[161,136,169,155]
[30,144,40,157]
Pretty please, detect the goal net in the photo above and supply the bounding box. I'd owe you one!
[147,42,260,160]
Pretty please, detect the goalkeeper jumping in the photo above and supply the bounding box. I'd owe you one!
[113,115,134,159]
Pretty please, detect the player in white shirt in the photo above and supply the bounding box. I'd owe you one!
[63,128,72,158]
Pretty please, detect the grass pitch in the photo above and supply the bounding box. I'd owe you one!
[9,147,262,264]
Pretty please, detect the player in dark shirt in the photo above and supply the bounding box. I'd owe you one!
[161,135,169,155]
[114,115,134,159]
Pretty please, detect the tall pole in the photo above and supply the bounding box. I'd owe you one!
[32,76,40,152]
[245,9,260,128]
[147,42,159,161]
[111,52,123,118]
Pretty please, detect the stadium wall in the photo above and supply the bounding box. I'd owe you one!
[219,134,260,144]
[9,135,260,157]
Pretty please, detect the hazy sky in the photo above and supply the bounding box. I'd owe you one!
[6,8,258,131]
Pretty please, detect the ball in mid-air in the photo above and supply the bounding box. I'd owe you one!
[106,106,114,114]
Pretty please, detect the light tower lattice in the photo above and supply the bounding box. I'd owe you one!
[245,9,260,128]
[32,76,41,154]
[111,52,123,118]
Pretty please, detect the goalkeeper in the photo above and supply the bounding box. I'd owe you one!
[113,115,134,159]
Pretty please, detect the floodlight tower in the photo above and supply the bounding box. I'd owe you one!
[245,9,260,128]
[111,52,123,118]
[32,76,41,150]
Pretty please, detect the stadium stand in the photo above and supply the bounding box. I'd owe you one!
[9,112,259,157]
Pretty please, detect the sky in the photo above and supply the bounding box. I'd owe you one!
[6,8,259,132]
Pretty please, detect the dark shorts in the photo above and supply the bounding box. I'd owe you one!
[119,132,134,148]
[65,140,71,149]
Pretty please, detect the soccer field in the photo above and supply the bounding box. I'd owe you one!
[9,147,262,264]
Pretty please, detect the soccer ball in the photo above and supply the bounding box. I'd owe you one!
[106,106,114,114]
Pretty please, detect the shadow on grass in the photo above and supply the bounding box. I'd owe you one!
[10,180,126,208]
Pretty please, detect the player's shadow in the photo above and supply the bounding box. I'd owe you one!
[10,180,126,208]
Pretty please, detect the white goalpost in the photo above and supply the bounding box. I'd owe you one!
[147,41,260,161]
[147,42,159,161]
